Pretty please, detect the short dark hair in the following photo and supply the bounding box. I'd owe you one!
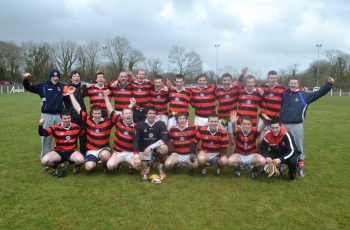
[175,74,184,81]
[175,112,188,121]
[267,70,277,77]
[241,115,252,123]
[196,73,207,81]
[145,106,157,115]
[95,69,104,78]
[208,113,219,120]
[221,73,232,80]
[154,75,163,81]
[60,109,71,118]
[289,77,299,82]
[70,70,80,78]
[270,118,281,126]
[91,105,102,112]
[137,69,146,74]
[245,75,255,82]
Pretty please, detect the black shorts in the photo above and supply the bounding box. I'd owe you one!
[55,150,75,163]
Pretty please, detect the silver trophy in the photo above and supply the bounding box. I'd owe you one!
[140,160,151,182]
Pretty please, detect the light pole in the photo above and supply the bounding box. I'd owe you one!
[215,44,220,85]
[316,44,322,87]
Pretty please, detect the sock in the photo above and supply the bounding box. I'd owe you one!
[202,167,207,173]
[251,166,258,172]
[158,163,164,171]
[299,160,304,169]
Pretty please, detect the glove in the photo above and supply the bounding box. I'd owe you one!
[189,154,196,163]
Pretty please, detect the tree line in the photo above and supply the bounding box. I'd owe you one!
[0,37,349,89]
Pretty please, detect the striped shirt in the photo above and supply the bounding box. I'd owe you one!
[168,124,199,155]
[193,126,228,153]
[45,123,84,151]
[190,85,217,118]
[111,111,136,152]
[234,126,258,155]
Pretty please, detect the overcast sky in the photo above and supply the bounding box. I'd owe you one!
[1,0,349,78]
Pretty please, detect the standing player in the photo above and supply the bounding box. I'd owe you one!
[228,112,266,180]
[280,77,334,177]
[68,87,113,174]
[109,71,133,115]
[23,69,65,168]
[149,75,169,125]
[103,89,137,175]
[39,109,85,177]
[191,113,228,177]
[215,73,242,154]
[165,112,199,176]
[237,75,262,126]
[260,118,301,182]
[133,106,168,179]
[84,69,110,118]
[166,74,192,129]
[190,74,217,127]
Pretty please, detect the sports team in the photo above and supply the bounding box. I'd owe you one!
[22,67,334,182]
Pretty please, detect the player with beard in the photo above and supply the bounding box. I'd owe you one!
[39,109,85,177]
[133,106,168,179]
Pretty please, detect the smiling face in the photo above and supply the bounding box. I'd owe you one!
[270,123,281,137]
[51,72,59,85]
[176,114,188,129]
[96,74,105,86]
[267,74,277,87]
[197,76,207,88]
[222,76,232,89]
[119,72,128,85]
[61,114,71,128]
[288,79,299,92]
[146,109,157,124]
[208,116,219,130]
[175,77,184,90]
[137,70,146,82]
[122,108,133,124]
[245,78,255,91]
[154,78,163,90]
[241,118,252,133]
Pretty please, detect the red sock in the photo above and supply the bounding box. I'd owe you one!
[299,160,304,169]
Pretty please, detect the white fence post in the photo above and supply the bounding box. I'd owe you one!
[340,89,342,96]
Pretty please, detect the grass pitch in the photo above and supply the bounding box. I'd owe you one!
[0,93,349,229]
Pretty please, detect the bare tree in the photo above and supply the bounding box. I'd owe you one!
[104,36,131,76]
[22,41,54,82]
[0,41,24,82]
[75,40,101,81]
[53,39,77,80]
[168,45,203,80]
[279,64,299,86]
[127,48,145,71]
[147,58,163,79]
[324,49,350,88]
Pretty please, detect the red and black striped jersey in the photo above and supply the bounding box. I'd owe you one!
[193,126,228,153]
[111,111,136,152]
[150,87,169,115]
[109,82,133,112]
[215,83,241,119]
[168,124,199,155]
[84,84,110,113]
[129,79,153,108]
[45,123,84,151]
[237,88,262,126]
[234,126,258,155]
[258,83,287,118]
[190,85,217,118]
[168,87,192,117]
[81,110,113,151]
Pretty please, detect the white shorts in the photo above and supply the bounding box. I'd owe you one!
[139,151,152,161]
[113,151,134,162]
[219,119,233,133]
[157,114,169,127]
[86,147,110,162]
[194,116,208,126]
[258,118,269,131]
[206,152,219,160]
[236,153,256,168]
[171,153,190,166]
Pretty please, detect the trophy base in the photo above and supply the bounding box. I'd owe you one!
[140,174,149,182]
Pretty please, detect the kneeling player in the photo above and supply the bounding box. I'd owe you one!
[191,113,228,177]
[39,109,85,177]
[228,112,266,180]
[260,118,301,182]
[165,112,199,176]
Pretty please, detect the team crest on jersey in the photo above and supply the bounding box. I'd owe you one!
[281,141,285,146]
[98,93,103,97]
[175,97,179,101]
[180,137,185,141]
[295,97,299,102]
[149,133,153,138]
[246,100,251,104]
[57,87,61,91]
[244,142,248,147]
[138,89,142,92]
[66,136,71,140]
[210,141,214,145]
[200,93,204,97]
[157,96,161,99]
[269,93,274,97]
[225,95,229,99]
[124,131,129,136]
[95,129,99,133]
[121,88,125,92]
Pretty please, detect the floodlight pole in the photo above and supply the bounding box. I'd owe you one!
[215,44,220,85]
[316,44,322,87]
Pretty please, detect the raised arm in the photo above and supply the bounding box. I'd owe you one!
[68,86,81,114]
[103,89,114,114]
[229,110,239,134]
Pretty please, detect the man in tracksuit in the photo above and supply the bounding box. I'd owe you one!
[260,118,301,182]
[23,69,65,166]
[280,77,334,177]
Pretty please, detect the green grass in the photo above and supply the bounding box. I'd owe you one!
[0,93,349,229]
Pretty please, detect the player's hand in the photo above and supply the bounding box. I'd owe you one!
[23,73,31,79]
[272,158,281,165]
[328,77,335,84]
[68,86,76,94]
[110,80,118,88]
[134,158,141,167]
[189,154,196,163]
[265,157,272,164]
[241,67,248,75]
[103,89,110,96]
[143,146,152,156]
[86,83,92,88]
[257,87,264,96]
[130,97,136,105]
[39,119,45,126]
[165,78,172,88]
[229,110,239,124]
